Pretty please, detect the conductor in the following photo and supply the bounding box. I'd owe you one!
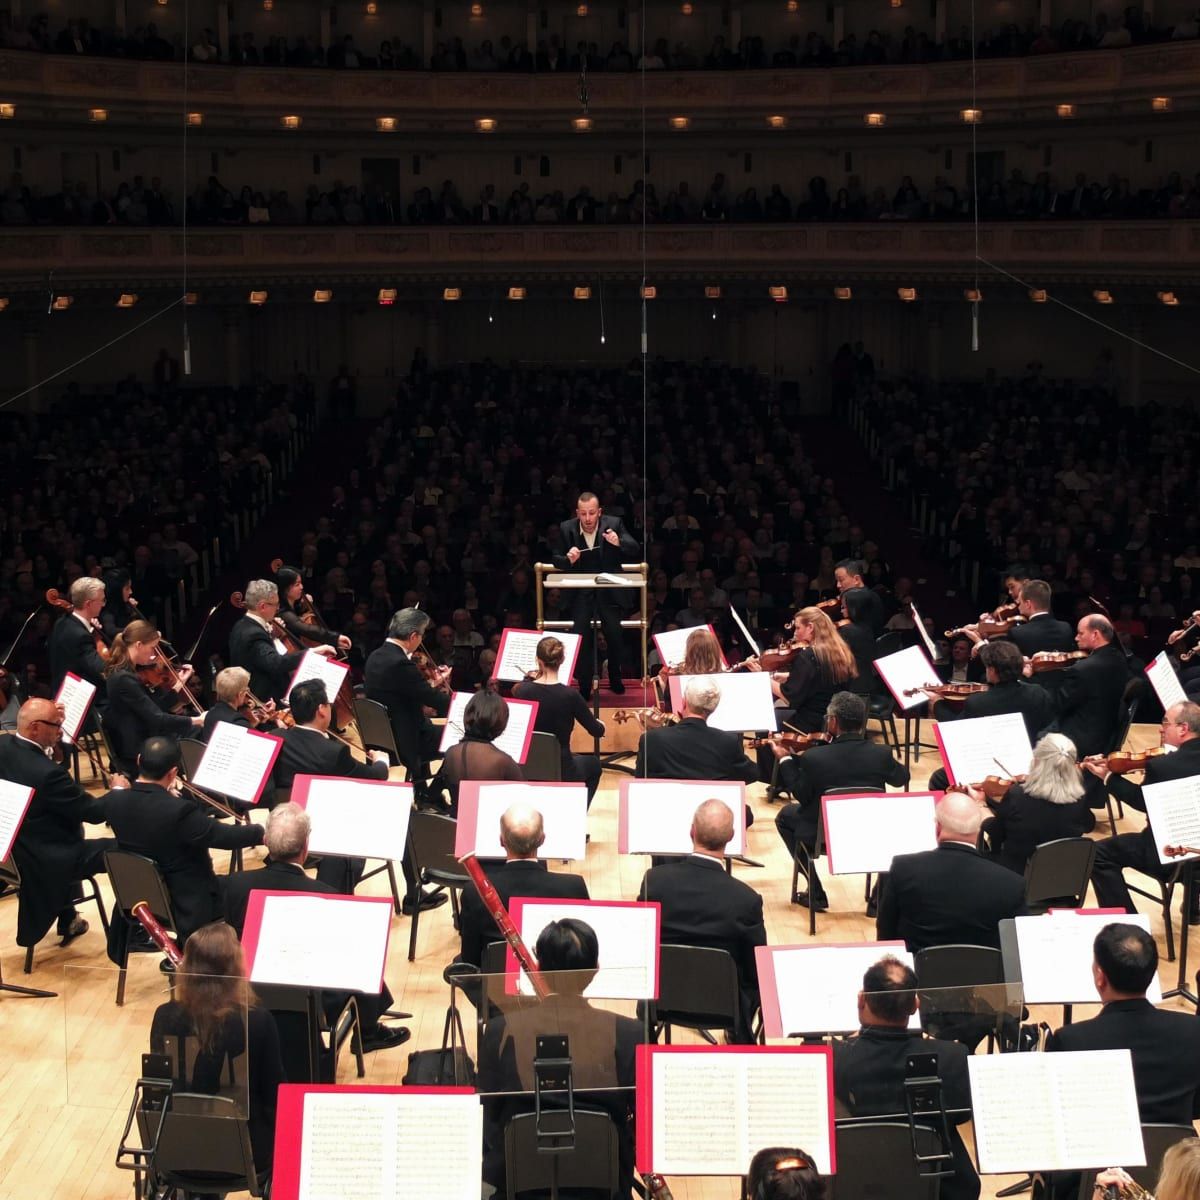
[553,492,640,700]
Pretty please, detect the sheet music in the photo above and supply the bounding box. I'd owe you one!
[1143,775,1200,865]
[1013,911,1162,1004]
[647,1050,834,1176]
[969,1050,1144,1174]
[664,672,778,732]
[823,793,939,875]
[934,712,1032,787]
[652,625,725,670]
[909,599,941,662]
[511,898,660,1000]
[286,650,351,704]
[437,692,538,764]
[872,645,943,712]
[296,1091,482,1200]
[493,628,581,684]
[192,722,281,804]
[0,779,34,860]
[454,781,587,860]
[759,943,917,1037]
[54,671,96,746]
[1146,651,1188,713]
[246,893,392,993]
[620,780,746,856]
[295,776,413,862]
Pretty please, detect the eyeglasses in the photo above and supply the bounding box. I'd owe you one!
[34,718,64,728]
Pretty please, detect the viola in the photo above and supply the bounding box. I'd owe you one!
[747,730,830,754]
[949,773,1026,800]
[1098,746,1169,775]
[903,682,988,702]
[1026,650,1087,673]
[612,707,678,729]
[46,587,110,660]
[733,641,802,672]
[1164,844,1200,859]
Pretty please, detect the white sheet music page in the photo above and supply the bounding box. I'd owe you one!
[54,671,97,746]
[934,712,1032,787]
[457,781,588,860]
[297,1091,482,1200]
[621,780,746,856]
[872,645,943,712]
[297,776,413,862]
[1143,775,1200,865]
[761,943,917,1036]
[0,778,34,860]
[437,692,538,763]
[652,625,724,670]
[285,650,350,704]
[969,1050,1144,1174]
[1146,652,1188,713]
[908,600,941,663]
[1014,911,1162,1005]
[649,1051,834,1176]
[665,672,778,732]
[493,629,582,684]
[247,893,392,993]
[192,722,281,804]
[512,898,659,1000]
[823,793,938,875]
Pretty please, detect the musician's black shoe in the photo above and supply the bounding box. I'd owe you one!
[57,915,88,944]
[160,958,177,975]
[402,891,449,916]
[361,1026,412,1053]
[792,890,829,913]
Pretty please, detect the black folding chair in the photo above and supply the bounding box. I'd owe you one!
[914,943,1007,1052]
[1023,837,1096,914]
[151,1093,263,1199]
[651,944,740,1044]
[406,811,469,961]
[791,785,865,935]
[504,1110,621,1200]
[830,1121,944,1199]
[252,982,364,1084]
[523,731,563,782]
[104,849,179,1006]
[1,851,108,975]
[353,697,402,764]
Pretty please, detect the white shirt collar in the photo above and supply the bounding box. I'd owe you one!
[72,610,95,631]
[293,724,329,739]
[16,732,53,758]
[247,611,273,632]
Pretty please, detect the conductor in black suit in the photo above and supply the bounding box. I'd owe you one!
[104,736,265,950]
[552,491,640,699]
[640,799,767,1043]
[458,803,589,967]
[228,578,337,705]
[1051,614,1132,758]
[47,576,108,695]
[1085,700,1200,913]
[774,691,909,911]
[0,697,121,951]
[876,791,1026,952]
[635,675,759,786]
[362,607,452,794]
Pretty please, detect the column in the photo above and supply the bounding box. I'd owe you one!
[23,322,40,412]
[224,307,241,388]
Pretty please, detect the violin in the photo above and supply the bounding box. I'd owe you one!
[414,645,452,693]
[1091,746,1169,775]
[1164,844,1200,859]
[815,596,841,613]
[949,773,1026,800]
[903,682,988,702]
[46,587,110,661]
[747,730,830,754]
[612,707,679,729]
[1166,612,1200,646]
[1026,650,1087,673]
[734,640,802,672]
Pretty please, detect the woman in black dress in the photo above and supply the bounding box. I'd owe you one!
[275,564,350,652]
[513,636,606,804]
[433,688,524,816]
[760,606,857,733]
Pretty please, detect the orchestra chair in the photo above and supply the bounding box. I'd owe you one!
[791,786,864,936]
[1071,1123,1198,1200]
[1100,680,1147,833]
[104,849,179,1006]
[252,983,364,1085]
[1022,838,1096,915]
[913,944,1007,1054]
[828,1121,944,1199]
[868,633,904,753]
[1126,854,1195,965]
[150,1094,263,1200]
[405,811,469,961]
[522,732,563,782]
[352,697,402,765]
[504,1110,621,1200]
[1,850,108,974]
[649,944,740,1045]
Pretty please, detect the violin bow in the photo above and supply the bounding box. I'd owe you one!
[0,602,45,668]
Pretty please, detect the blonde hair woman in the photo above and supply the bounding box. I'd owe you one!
[1095,1137,1200,1198]
[756,607,855,733]
[655,626,726,709]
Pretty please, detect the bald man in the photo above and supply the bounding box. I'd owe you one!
[876,792,1026,952]
[0,698,124,951]
[639,799,767,1043]
[1051,614,1133,758]
[458,804,589,967]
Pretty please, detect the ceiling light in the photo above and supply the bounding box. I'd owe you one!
[669,116,690,130]
[313,289,333,303]
[766,114,787,129]
[1158,290,1179,306]
[262,0,273,9]
[52,295,73,310]
[366,1,378,12]
[1056,103,1076,119]
[786,0,799,10]
[378,288,397,305]
[1152,96,1172,112]
[443,287,462,301]
[280,114,302,129]
[573,286,591,300]
[572,116,593,132]
[88,108,108,122]
[470,2,483,14]
[1093,289,1113,304]
[248,290,268,305]
[508,286,526,300]
[184,292,198,305]
[0,104,15,119]
[1029,288,1047,303]
[960,108,982,124]
[964,288,982,302]
[576,2,589,13]
[705,286,721,299]
[864,112,886,127]
[475,117,496,132]
[376,116,397,132]
[186,111,204,126]
[0,298,8,311]
[117,293,138,308]
[833,286,852,300]
[681,2,694,12]
[640,285,657,299]
[768,285,788,302]
[898,287,917,301]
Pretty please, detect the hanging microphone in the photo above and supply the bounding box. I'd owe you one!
[46,270,54,315]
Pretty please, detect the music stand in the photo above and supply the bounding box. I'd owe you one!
[535,562,648,776]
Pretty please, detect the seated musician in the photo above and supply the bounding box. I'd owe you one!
[275,564,351,653]
[759,607,857,735]
[47,576,108,695]
[202,666,277,741]
[746,1149,826,1200]
[431,688,524,818]
[150,921,286,1182]
[653,625,724,712]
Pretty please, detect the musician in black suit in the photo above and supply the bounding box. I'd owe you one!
[551,491,640,699]
[1007,579,1077,656]
[201,666,279,742]
[774,691,909,911]
[478,919,641,1199]
[458,803,589,967]
[104,736,264,952]
[228,578,335,705]
[640,799,767,1043]
[834,956,980,1200]
[1047,924,1200,1124]
[1051,615,1132,758]
[876,792,1026,952]
[927,641,1056,790]
[223,802,409,1053]
[635,675,759,786]
[0,697,120,951]
[47,576,108,695]
[1085,701,1200,912]
[362,607,451,793]
[835,559,885,636]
